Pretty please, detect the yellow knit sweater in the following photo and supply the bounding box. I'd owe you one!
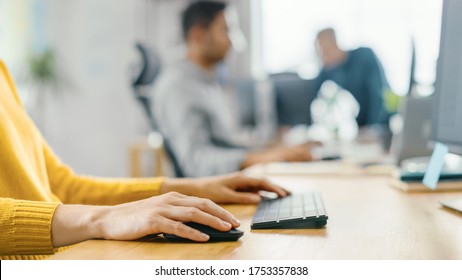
[0,60,164,259]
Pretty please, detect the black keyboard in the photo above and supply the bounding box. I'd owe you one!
[251,192,328,229]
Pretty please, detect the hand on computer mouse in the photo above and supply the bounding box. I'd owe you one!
[52,192,240,246]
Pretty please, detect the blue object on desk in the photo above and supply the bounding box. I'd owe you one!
[423,142,449,190]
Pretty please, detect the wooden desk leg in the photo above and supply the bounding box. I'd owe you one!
[130,146,141,177]
[154,147,164,177]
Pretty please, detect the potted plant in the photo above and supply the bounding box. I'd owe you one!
[24,48,62,133]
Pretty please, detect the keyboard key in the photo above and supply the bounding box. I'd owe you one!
[292,207,304,218]
[265,210,278,221]
[278,209,291,220]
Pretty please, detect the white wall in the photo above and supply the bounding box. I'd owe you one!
[41,0,150,177]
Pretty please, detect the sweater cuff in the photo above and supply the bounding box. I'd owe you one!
[10,200,59,255]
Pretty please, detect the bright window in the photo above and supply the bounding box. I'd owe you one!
[260,0,443,95]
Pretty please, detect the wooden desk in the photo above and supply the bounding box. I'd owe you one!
[49,175,462,259]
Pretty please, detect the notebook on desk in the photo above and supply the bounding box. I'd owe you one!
[441,199,462,214]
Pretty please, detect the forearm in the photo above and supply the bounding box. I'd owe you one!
[240,142,317,169]
[51,204,106,248]
[178,146,247,177]
[160,177,203,196]
[240,150,283,169]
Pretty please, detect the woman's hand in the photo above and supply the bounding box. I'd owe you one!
[51,192,239,247]
[160,172,290,204]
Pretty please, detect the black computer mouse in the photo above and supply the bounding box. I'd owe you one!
[163,222,244,242]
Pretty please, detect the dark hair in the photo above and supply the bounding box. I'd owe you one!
[182,1,227,40]
[316,28,337,41]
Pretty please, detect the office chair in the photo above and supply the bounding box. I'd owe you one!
[130,43,165,176]
[132,42,162,131]
[131,43,185,178]
[162,140,185,178]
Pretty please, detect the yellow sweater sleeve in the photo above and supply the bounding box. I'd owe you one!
[1,60,166,258]
[0,198,59,256]
[43,140,165,206]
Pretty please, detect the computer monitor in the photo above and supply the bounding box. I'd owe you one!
[430,0,462,214]
[430,0,462,155]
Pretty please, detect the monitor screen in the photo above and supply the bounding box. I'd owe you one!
[431,0,462,155]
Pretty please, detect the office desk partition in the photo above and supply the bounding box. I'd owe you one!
[49,173,462,260]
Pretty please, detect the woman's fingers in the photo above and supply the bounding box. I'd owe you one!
[166,195,240,227]
[155,216,210,242]
[99,192,243,243]
[161,206,233,231]
[220,189,262,204]
[233,174,290,197]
